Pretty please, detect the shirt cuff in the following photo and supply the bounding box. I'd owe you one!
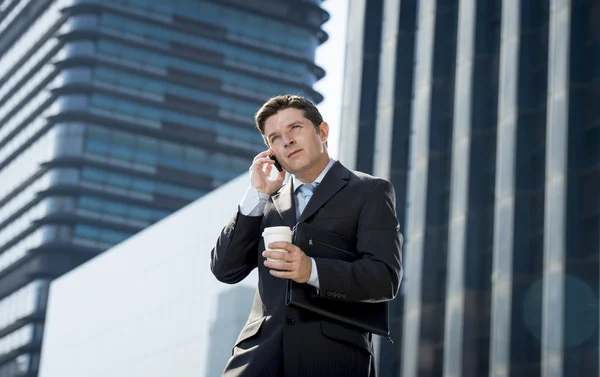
[239,186,270,216]
[306,258,320,290]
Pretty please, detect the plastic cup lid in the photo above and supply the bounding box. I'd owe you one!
[262,226,292,236]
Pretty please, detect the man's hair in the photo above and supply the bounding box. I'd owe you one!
[254,95,323,143]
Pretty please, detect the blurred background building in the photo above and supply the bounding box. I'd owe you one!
[37,174,259,377]
[0,0,328,375]
[340,0,599,377]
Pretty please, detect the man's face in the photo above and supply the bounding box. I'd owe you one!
[263,108,329,178]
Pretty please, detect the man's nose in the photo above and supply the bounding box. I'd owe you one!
[283,134,296,147]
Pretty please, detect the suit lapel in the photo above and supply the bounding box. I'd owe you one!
[271,181,297,227]
[299,161,350,222]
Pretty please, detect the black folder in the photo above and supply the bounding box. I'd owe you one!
[285,222,390,337]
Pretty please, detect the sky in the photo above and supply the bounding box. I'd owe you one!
[313,0,349,160]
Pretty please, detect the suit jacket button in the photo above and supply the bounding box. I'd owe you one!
[326,291,332,297]
[286,317,295,325]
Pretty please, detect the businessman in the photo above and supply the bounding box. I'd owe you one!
[211,94,403,377]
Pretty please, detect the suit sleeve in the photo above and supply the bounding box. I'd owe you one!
[313,180,403,303]
[210,210,262,284]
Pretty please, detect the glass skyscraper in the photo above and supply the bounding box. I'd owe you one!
[0,0,328,375]
[340,1,599,377]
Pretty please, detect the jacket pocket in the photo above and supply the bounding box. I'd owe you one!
[233,316,266,351]
[320,320,373,355]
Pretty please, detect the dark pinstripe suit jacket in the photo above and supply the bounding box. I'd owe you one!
[211,161,403,377]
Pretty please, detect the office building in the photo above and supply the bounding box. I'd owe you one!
[0,0,328,375]
[340,1,599,377]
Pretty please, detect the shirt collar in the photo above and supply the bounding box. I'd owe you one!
[292,158,336,193]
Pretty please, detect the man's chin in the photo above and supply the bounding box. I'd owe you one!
[284,161,306,175]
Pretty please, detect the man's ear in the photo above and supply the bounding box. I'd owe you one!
[318,121,329,143]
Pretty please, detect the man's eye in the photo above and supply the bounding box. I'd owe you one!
[271,136,280,142]
[292,125,301,129]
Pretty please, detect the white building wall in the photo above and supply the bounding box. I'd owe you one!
[39,173,258,377]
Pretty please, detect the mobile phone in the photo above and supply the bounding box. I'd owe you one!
[269,154,283,172]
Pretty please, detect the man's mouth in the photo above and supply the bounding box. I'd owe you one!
[287,150,302,158]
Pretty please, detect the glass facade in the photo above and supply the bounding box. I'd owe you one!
[0,0,328,375]
[340,0,599,376]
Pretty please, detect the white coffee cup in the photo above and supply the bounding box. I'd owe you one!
[262,226,292,261]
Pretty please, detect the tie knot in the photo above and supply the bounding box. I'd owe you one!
[298,183,315,197]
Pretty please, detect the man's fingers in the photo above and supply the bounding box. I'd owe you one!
[252,149,273,163]
[267,242,298,253]
[264,255,310,283]
[263,259,292,270]
[269,269,293,279]
[251,157,274,171]
[263,246,310,284]
[262,250,294,262]
[252,150,271,162]
[265,260,300,280]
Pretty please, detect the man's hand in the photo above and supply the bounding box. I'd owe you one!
[263,242,312,283]
[250,149,286,195]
